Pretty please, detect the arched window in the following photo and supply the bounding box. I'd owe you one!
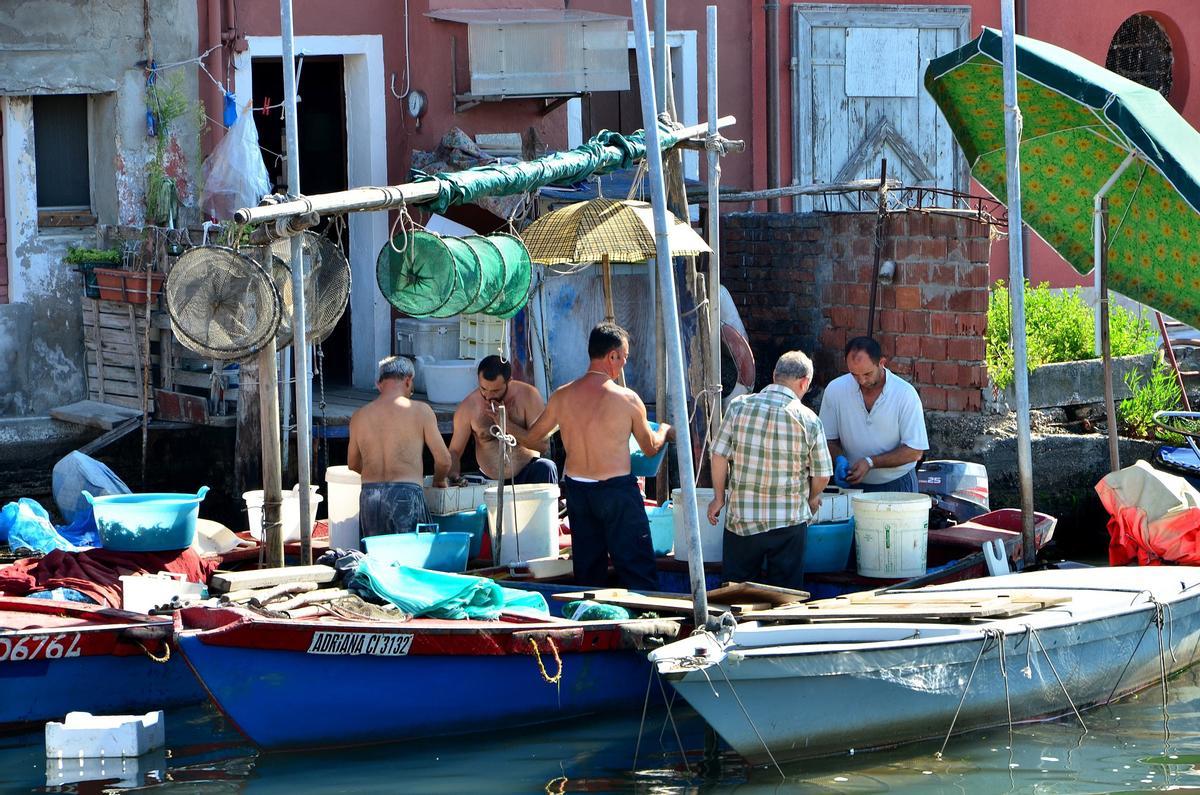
[1106,14,1174,98]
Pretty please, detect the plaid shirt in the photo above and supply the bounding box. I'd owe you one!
[711,384,834,536]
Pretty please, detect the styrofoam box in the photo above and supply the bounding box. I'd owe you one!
[120,572,205,613]
[423,476,495,515]
[46,711,165,759]
[815,487,862,524]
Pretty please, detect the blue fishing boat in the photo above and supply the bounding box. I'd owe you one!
[0,597,205,728]
[175,606,678,750]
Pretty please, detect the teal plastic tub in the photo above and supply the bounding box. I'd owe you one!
[803,518,855,573]
[630,421,669,477]
[364,525,472,573]
[645,503,674,556]
[431,505,488,559]
[85,487,209,552]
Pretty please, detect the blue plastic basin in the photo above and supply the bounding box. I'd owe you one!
[430,505,488,559]
[803,518,855,573]
[84,487,209,552]
[364,528,472,573]
[630,421,669,477]
[644,503,674,556]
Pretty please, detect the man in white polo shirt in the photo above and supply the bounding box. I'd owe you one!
[819,336,928,492]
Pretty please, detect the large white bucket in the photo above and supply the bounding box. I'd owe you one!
[852,492,932,578]
[671,487,725,563]
[244,485,323,543]
[325,466,362,550]
[484,483,559,566]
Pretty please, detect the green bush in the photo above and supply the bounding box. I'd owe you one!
[64,247,121,266]
[986,280,1158,390]
[1118,359,1183,442]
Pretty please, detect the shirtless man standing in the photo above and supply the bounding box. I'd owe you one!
[348,356,451,541]
[516,323,671,590]
[447,355,558,484]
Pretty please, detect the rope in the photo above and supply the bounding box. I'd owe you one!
[137,639,171,664]
[936,631,992,759]
[714,658,786,780]
[387,202,417,254]
[654,669,693,775]
[528,637,562,684]
[1030,628,1087,731]
[993,628,1013,747]
[630,663,657,772]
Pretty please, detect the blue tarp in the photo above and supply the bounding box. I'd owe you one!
[350,559,548,620]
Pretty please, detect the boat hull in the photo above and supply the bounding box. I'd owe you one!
[177,608,670,750]
[653,567,1200,764]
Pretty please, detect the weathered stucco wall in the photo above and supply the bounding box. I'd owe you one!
[0,1,199,417]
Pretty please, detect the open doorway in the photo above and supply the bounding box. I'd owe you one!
[250,56,353,386]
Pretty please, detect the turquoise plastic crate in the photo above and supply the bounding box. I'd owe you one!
[364,525,471,573]
[803,518,855,573]
[630,421,669,477]
[431,505,488,559]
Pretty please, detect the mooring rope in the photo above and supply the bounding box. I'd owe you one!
[936,632,993,759]
[528,637,562,685]
[654,670,693,775]
[1030,628,1087,731]
[713,659,786,781]
[630,664,657,772]
[137,639,171,664]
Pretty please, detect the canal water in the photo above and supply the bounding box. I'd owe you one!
[5,665,1200,793]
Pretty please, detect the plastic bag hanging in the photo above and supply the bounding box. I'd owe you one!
[201,104,272,221]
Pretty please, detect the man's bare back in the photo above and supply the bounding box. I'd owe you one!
[349,381,450,486]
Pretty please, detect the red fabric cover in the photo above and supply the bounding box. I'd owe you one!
[0,548,218,609]
[1096,462,1200,567]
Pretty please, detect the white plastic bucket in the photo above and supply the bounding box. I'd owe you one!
[851,492,932,578]
[671,487,725,563]
[484,483,559,566]
[422,360,478,404]
[244,485,323,543]
[325,466,362,550]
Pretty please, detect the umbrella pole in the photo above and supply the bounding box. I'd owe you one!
[1098,199,1121,472]
[601,253,626,388]
[633,0,709,627]
[706,5,723,438]
[1000,1,1037,567]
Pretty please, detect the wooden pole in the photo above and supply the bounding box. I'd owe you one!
[1099,197,1120,473]
[865,159,889,338]
[706,6,723,442]
[600,253,626,388]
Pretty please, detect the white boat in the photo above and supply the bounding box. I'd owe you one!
[649,567,1200,765]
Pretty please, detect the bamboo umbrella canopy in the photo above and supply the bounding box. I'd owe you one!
[521,198,711,265]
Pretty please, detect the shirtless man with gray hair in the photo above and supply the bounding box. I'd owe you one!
[349,355,451,542]
[516,323,671,590]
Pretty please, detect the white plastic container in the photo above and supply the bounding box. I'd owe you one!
[423,359,478,404]
[395,318,459,360]
[815,487,862,524]
[424,475,495,515]
[119,572,205,613]
[244,485,324,542]
[671,487,726,563]
[45,711,165,759]
[484,483,559,566]
[852,492,932,578]
[325,466,362,551]
[46,750,165,788]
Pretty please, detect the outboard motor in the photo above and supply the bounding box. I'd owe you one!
[917,460,989,527]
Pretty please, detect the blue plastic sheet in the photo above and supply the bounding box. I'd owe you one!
[350,560,548,619]
[52,451,130,523]
[0,499,83,553]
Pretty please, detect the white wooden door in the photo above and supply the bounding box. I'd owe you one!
[792,4,971,211]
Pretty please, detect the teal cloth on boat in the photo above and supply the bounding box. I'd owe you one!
[562,600,633,622]
[410,125,680,215]
[351,559,547,619]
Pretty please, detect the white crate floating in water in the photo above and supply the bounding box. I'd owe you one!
[46,749,166,788]
[46,711,165,759]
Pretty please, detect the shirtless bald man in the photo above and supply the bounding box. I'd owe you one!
[517,323,671,590]
[348,356,451,542]
[447,355,558,485]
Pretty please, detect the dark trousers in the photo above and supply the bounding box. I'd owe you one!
[563,475,658,592]
[508,457,559,485]
[722,523,807,590]
[860,469,919,493]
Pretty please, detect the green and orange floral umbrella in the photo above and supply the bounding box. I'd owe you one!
[925,28,1200,327]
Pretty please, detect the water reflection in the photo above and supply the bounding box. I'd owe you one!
[4,665,1200,793]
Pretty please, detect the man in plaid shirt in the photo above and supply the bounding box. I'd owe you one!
[706,351,833,589]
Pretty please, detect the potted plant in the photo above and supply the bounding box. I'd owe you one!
[64,246,122,299]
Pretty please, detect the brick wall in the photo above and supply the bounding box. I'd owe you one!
[721,211,993,412]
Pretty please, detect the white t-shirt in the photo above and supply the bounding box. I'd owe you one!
[818,369,928,485]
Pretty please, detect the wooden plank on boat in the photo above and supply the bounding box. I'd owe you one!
[550,587,781,616]
[742,594,1067,622]
[50,399,141,430]
[209,565,336,593]
[842,590,1072,606]
[77,417,141,455]
[707,582,811,606]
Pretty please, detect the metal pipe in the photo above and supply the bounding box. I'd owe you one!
[866,159,888,338]
[280,0,314,565]
[764,1,781,211]
[706,6,723,437]
[234,118,736,225]
[654,0,668,116]
[1000,1,1036,567]
[633,0,709,627]
[1099,197,1120,473]
[1093,152,1138,354]
[205,0,224,141]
